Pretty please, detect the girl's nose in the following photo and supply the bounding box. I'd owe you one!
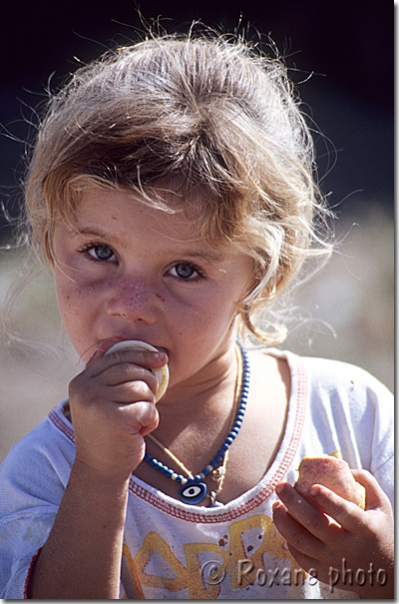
[106,277,160,323]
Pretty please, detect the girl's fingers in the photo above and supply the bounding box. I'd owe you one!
[81,350,167,399]
[96,364,158,391]
[87,347,168,374]
[351,469,393,512]
[118,401,159,436]
[305,484,365,531]
[272,499,327,559]
[275,483,340,540]
[105,380,157,404]
[282,541,319,576]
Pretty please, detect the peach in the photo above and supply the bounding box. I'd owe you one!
[294,455,366,509]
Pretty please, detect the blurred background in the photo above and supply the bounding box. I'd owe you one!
[0,1,393,462]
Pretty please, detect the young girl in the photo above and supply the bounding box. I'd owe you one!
[0,31,393,599]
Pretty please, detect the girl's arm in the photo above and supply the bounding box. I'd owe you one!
[30,462,130,598]
[29,348,165,599]
[272,470,394,599]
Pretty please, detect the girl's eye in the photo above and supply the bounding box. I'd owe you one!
[85,245,115,261]
[170,263,201,280]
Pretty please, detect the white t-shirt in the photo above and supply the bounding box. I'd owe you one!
[0,351,393,599]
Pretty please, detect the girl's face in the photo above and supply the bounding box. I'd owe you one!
[52,189,253,394]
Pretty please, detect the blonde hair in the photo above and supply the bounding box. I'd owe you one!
[24,29,332,344]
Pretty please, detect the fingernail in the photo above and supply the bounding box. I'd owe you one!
[310,486,318,497]
[275,484,283,495]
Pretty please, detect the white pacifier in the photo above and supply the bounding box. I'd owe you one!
[105,340,169,401]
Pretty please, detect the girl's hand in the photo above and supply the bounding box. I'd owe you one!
[272,470,394,598]
[68,347,168,479]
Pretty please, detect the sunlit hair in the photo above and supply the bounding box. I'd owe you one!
[24,29,332,344]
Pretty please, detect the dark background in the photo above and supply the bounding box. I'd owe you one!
[0,0,393,243]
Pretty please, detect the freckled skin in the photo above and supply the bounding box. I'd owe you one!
[109,280,149,316]
[52,188,254,395]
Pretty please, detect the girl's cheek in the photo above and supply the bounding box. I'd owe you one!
[57,291,88,330]
[55,276,100,329]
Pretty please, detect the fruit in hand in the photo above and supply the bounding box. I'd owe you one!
[295,455,366,509]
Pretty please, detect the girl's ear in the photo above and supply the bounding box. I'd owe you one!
[247,274,259,295]
[43,225,55,270]
[244,262,264,300]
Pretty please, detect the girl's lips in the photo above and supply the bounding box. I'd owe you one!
[81,339,117,365]
[90,338,122,358]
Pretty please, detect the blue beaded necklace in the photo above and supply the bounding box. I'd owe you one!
[144,342,250,506]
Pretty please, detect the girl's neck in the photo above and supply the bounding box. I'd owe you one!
[151,343,239,446]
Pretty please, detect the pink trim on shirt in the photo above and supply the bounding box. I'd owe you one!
[49,407,75,443]
[127,355,308,523]
[23,547,43,599]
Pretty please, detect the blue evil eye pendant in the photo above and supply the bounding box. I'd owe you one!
[179,479,208,504]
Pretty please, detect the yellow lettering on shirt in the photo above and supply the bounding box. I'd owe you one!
[184,542,224,599]
[227,514,294,587]
[123,513,299,596]
[133,531,190,591]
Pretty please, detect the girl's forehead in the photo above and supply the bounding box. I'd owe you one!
[69,187,220,248]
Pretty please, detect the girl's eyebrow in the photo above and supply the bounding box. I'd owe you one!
[75,226,126,247]
[75,227,226,263]
[75,227,110,238]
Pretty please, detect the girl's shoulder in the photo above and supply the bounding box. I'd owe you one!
[0,401,74,510]
[251,347,393,457]
[259,347,393,404]
[261,350,393,486]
